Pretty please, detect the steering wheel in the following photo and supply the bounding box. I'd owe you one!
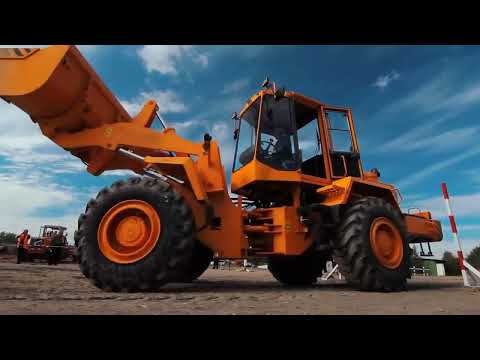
[260,140,275,154]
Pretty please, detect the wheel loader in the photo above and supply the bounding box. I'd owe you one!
[0,45,443,292]
[25,225,73,262]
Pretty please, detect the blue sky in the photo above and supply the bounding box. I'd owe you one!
[0,45,479,257]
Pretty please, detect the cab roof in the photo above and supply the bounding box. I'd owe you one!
[41,225,67,230]
[238,88,350,119]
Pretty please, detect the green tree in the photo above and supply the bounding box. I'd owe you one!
[442,251,461,276]
[0,232,17,245]
[466,245,480,269]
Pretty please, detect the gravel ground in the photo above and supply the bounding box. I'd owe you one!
[0,255,478,315]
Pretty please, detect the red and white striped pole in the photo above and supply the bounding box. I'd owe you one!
[441,182,469,286]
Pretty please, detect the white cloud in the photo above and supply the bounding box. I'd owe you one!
[194,53,209,67]
[169,120,200,132]
[378,113,456,153]
[137,45,208,75]
[77,45,98,54]
[441,224,480,233]
[121,90,188,116]
[221,78,250,95]
[0,98,96,243]
[381,71,480,117]
[407,192,480,220]
[462,169,480,187]
[381,125,479,154]
[209,121,235,171]
[408,127,479,153]
[49,160,86,174]
[103,170,135,177]
[0,101,87,177]
[401,193,429,203]
[372,70,400,89]
[395,145,480,189]
[219,97,245,115]
[212,122,229,141]
[0,172,84,243]
[0,176,74,210]
[0,100,51,156]
[0,100,88,176]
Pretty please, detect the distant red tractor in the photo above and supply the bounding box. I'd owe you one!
[25,225,77,263]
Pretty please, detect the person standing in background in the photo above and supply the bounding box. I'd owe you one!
[213,252,220,269]
[15,229,30,264]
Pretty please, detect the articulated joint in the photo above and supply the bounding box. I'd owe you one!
[299,203,342,228]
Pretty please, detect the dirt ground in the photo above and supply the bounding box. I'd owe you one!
[0,255,478,315]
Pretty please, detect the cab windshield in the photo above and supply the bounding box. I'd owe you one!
[233,95,300,172]
[256,95,299,171]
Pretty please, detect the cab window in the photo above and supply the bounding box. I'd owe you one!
[256,95,299,171]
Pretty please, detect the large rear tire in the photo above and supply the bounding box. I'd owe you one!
[333,197,410,292]
[76,177,196,292]
[177,240,213,283]
[268,250,327,286]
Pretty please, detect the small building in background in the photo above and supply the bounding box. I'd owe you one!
[413,257,446,277]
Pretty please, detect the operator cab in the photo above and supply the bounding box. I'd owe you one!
[234,94,299,172]
[231,79,363,202]
[40,225,67,239]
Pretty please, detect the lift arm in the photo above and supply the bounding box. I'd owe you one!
[0,45,205,175]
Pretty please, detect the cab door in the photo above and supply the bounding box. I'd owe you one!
[320,106,363,179]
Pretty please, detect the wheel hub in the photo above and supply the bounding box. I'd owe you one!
[369,217,403,269]
[98,200,161,264]
[115,216,147,247]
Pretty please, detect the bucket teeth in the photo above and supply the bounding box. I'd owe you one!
[0,47,37,59]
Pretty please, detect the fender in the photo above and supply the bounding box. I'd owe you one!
[316,177,400,209]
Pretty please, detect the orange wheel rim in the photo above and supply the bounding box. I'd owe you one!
[98,200,161,264]
[369,217,403,269]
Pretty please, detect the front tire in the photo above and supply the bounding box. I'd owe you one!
[77,177,196,292]
[333,197,410,292]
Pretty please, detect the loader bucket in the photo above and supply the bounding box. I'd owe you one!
[0,45,132,139]
[0,45,140,174]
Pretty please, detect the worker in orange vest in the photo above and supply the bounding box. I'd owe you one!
[16,229,30,264]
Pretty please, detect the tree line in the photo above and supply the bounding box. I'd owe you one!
[0,231,17,245]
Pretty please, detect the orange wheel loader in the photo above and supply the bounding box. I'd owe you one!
[25,225,72,262]
[0,46,443,292]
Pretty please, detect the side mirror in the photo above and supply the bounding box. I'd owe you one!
[262,77,270,88]
[232,112,239,121]
[233,128,239,140]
